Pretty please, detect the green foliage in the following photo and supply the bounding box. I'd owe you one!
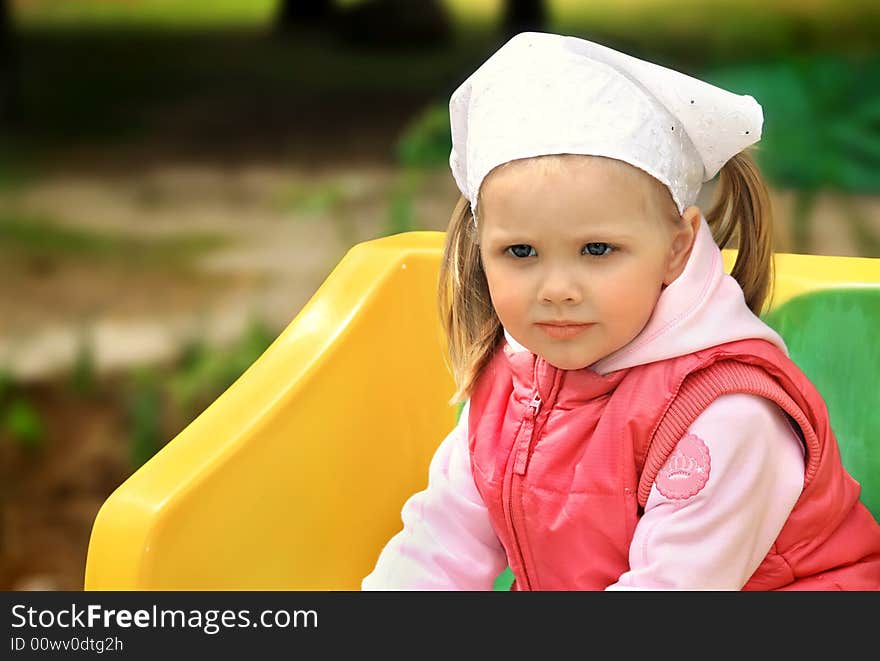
[15,0,278,29]
[705,53,880,253]
[168,318,276,424]
[0,369,11,403]
[0,368,45,449]
[275,180,345,217]
[127,367,164,469]
[386,169,423,236]
[386,102,452,235]
[386,187,414,235]
[69,325,97,396]
[704,53,880,194]
[0,212,228,265]
[0,146,38,194]
[2,397,46,449]
[128,318,276,466]
[395,103,452,170]
[554,1,880,66]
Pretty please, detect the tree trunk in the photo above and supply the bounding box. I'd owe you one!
[275,0,335,32]
[0,0,20,125]
[502,0,547,39]
[335,0,453,49]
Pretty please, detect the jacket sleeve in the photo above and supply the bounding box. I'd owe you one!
[607,393,806,590]
[361,400,508,590]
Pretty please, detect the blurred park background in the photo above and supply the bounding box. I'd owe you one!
[0,0,878,590]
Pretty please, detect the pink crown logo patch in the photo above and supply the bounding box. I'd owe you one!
[656,433,711,500]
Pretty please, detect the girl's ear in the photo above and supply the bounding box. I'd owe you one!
[663,206,701,285]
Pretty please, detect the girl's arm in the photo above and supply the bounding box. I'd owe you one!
[361,400,508,590]
[607,392,805,590]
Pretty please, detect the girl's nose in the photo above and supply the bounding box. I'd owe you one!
[539,267,582,304]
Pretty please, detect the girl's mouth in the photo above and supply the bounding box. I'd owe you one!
[536,323,593,339]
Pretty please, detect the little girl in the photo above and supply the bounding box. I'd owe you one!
[362,32,880,590]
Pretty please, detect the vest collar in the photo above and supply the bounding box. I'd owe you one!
[503,343,626,405]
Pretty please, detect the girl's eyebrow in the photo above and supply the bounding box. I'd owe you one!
[485,228,639,242]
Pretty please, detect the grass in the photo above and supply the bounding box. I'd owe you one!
[0,210,230,267]
[13,0,280,29]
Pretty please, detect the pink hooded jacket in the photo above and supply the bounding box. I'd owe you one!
[362,215,870,590]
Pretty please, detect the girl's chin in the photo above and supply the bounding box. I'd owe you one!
[538,353,596,371]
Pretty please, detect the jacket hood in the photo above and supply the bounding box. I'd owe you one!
[502,213,787,373]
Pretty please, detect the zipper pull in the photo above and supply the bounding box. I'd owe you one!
[529,392,542,415]
[513,392,543,475]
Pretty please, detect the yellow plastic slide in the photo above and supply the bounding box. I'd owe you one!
[84,231,880,590]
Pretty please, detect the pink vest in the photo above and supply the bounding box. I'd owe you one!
[468,338,880,590]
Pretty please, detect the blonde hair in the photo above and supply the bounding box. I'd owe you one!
[438,148,775,405]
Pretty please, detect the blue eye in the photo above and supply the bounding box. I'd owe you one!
[584,242,614,256]
[506,245,536,258]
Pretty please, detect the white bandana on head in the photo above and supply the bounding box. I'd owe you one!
[448,31,763,224]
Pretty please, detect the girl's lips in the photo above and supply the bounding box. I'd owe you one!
[536,323,593,339]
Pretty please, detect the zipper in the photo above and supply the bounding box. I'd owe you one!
[506,388,545,591]
[513,392,542,475]
[504,356,559,590]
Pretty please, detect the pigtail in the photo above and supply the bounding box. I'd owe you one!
[438,194,503,406]
[704,146,775,315]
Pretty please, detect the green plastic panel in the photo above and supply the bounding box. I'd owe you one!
[763,288,880,522]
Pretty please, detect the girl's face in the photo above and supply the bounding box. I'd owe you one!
[478,156,699,370]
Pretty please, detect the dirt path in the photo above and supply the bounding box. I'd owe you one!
[0,164,460,381]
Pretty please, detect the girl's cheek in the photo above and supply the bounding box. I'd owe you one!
[604,280,654,320]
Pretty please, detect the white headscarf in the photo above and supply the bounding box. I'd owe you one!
[448,31,763,223]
